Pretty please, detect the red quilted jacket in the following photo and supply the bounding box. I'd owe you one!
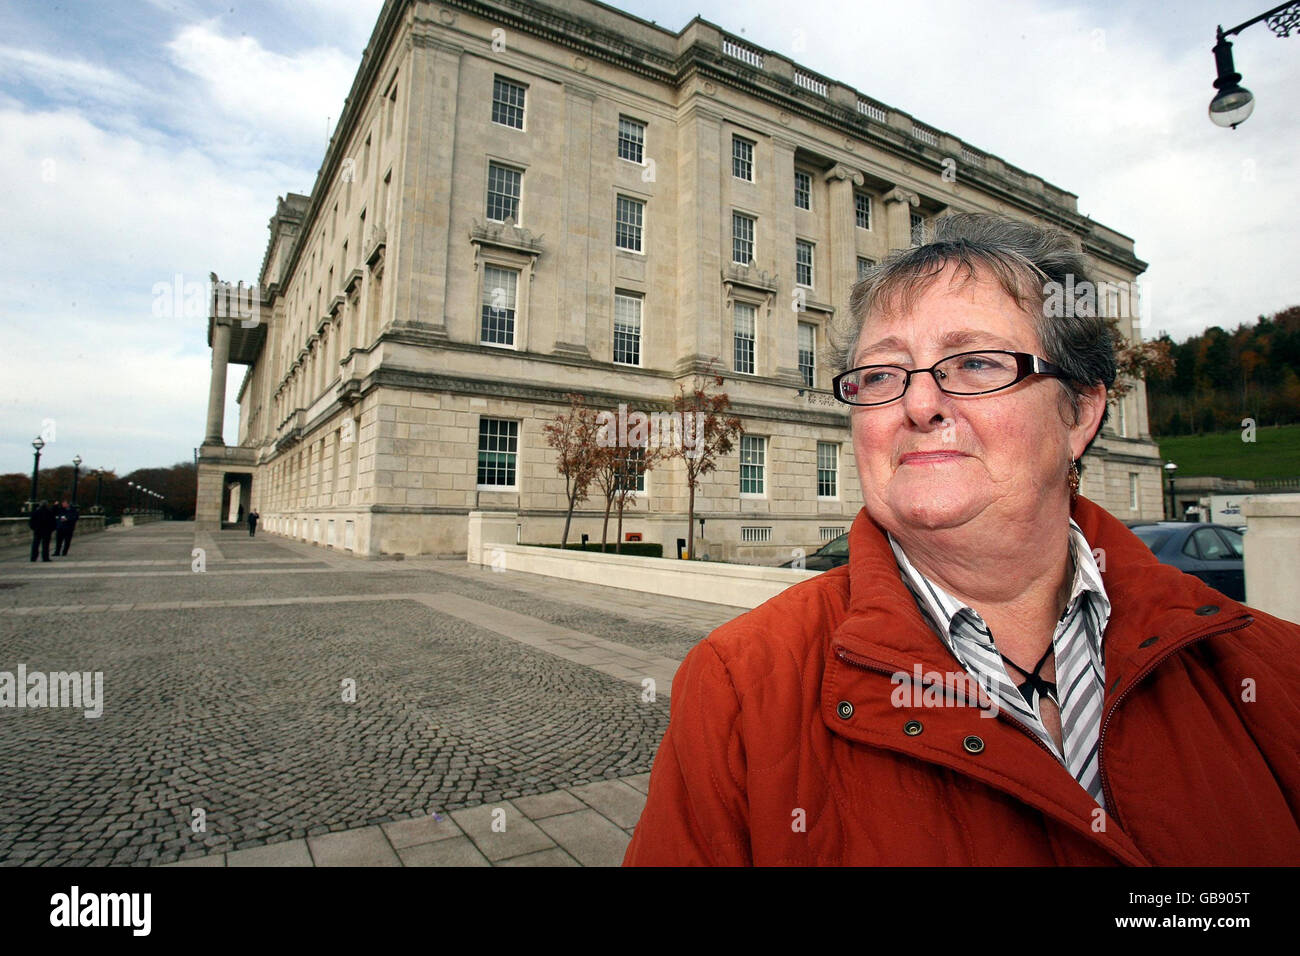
[624,496,1300,865]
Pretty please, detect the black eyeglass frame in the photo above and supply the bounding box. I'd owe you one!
[832,350,1068,407]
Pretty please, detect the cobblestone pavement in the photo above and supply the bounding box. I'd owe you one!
[0,523,740,866]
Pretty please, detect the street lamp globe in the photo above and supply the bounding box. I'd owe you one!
[33,437,44,452]
[1209,85,1255,128]
[73,454,82,467]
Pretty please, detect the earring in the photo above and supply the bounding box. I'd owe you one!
[1067,459,1080,502]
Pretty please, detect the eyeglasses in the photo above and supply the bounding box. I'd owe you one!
[832,350,1067,406]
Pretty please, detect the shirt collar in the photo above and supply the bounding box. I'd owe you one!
[887,519,1111,648]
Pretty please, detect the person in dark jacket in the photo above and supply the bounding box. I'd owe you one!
[29,501,55,562]
[53,498,79,556]
[247,509,259,537]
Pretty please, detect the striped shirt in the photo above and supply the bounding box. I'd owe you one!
[887,520,1111,806]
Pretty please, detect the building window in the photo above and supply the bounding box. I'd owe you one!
[819,525,845,542]
[857,257,876,281]
[732,136,754,181]
[615,195,644,252]
[817,442,838,498]
[486,163,521,222]
[618,116,645,163]
[1117,397,1128,437]
[733,301,756,374]
[740,435,765,495]
[732,212,755,265]
[617,446,646,493]
[477,418,519,487]
[491,76,526,129]
[480,265,518,346]
[798,322,816,388]
[613,292,642,366]
[741,526,772,543]
[910,212,927,247]
[795,240,814,287]
[1128,472,1139,510]
[794,170,811,210]
[855,192,871,229]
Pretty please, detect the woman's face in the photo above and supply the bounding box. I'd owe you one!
[850,264,1104,537]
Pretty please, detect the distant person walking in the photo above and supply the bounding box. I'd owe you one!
[28,501,55,562]
[54,498,79,556]
[247,509,259,537]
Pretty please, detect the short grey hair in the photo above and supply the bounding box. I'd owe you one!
[829,212,1115,461]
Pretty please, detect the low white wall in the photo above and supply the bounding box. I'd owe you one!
[467,511,820,609]
[1242,494,1300,624]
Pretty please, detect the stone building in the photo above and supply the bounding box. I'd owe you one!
[195,0,1165,559]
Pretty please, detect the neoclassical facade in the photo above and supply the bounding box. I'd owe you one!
[195,0,1165,559]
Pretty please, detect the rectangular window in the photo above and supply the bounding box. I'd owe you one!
[477,419,519,487]
[618,116,645,163]
[732,136,754,181]
[732,212,755,265]
[794,170,811,210]
[798,322,816,388]
[491,76,526,129]
[740,435,765,495]
[819,526,845,542]
[480,265,518,346]
[855,192,871,229]
[1117,397,1128,437]
[910,212,927,247]
[741,526,772,543]
[486,163,521,222]
[1129,472,1139,511]
[817,442,838,498]
[733,302,755,375]
[613,292,642,366]
[795,240,814,287]
[615,195,644,252]
[857,257,876,281]
[617,446,646,493]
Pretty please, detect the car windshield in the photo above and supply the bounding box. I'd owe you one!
[1219,528,1245,558]
[818,533,849,557]
[1132,526,1173,553]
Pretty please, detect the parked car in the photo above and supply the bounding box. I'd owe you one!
[1128,521,1246,601]
[780,532,849,571]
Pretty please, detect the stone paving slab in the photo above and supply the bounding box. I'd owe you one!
[307,826,402,867]
[534,809,635,867]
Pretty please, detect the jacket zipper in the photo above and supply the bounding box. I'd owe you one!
[1096,616,1254,827]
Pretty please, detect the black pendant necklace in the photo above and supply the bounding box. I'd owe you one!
[1001,644,1058,708]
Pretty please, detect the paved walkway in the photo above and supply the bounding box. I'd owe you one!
[0,522,740,866]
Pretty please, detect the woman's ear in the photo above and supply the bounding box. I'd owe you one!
[1070,383,1110,458]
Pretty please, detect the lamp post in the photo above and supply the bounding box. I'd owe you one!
[127,481,135,514]
[1208,2,1299,129]
[1165,462,1179,520]
[28,437,45,512]
[71,454,82,506]
[93,469,104,513]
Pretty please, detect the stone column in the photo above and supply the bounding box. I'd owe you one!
[825,163,864,322]
[205,318,231,444]
[882,187,920,254]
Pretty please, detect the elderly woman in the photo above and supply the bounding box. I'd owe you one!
[624,213,1300,866]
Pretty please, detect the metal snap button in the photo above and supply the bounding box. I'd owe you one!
[962,735,985,754]
[1195,604,1220,616]
[836,700,854,720]
[903,720,923,736]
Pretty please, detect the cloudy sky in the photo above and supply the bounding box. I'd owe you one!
[1,0,1296,476]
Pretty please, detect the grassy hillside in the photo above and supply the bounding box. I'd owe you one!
[1152,423,1300,480]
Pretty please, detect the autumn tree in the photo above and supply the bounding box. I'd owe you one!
[542,393,601,549]
[666,374,742,560]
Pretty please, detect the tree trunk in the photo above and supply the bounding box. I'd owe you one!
[615,497,625,554]
[560,486,576,549]
[686,475,696,559]
[601,495,612,552]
